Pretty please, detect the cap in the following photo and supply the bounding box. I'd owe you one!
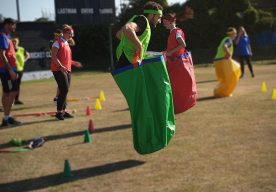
[3,18,17,25]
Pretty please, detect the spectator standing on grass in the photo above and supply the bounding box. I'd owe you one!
[51,25,80,120]
[234,26,255,78]
[50,27,82,102]
[12,37,30,105]
[0,18,21,127]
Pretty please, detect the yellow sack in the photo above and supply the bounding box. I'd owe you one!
[214,59,241,97]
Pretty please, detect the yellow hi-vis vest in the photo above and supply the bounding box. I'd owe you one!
[116,15,151,64]
[15,46,25,72]
[215,37,233,60]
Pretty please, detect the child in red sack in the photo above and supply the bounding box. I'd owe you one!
[163,13,197,114]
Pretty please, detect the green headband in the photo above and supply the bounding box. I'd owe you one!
[143,9,163,15]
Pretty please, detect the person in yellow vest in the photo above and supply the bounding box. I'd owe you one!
[12,38,30,105]
[213,27,241,97]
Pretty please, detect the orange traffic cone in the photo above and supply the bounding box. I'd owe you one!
[88,119,94,133]
[86,105,91,116]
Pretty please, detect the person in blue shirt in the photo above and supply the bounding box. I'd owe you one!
[234,27,255,78]
[0,18,21,127]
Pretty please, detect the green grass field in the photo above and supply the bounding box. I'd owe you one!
[0,63,276,192]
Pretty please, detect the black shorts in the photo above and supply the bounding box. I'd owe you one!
[0,71,19,93]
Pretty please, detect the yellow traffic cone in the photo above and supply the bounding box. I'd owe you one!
[99,90,106,102]
[272,89,276,100]
[261,82,267,93]
[95,99,102,110]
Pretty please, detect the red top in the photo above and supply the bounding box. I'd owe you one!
[166,28,186,58]
[51,37,72,72]
[0,32,17,69]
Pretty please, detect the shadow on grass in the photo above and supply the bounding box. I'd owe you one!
[20,119,57,126]
[0,119,56,132]
[46,124,131,142]
[197,96,224,102]
[113,108,129,112]
[0,159,145,192]
[0,124,131,149]
[12,103,54,112]
[196,79,217,84]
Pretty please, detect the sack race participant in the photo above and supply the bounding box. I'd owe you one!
[112,56,175,155]
[163,13,197,114]
[213,27,241,97]
[113,1,175,155]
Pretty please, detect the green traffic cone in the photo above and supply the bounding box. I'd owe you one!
[84,130,91,143]
[10,138,23,146]
[64,160,73,178]
[10,138,17,146]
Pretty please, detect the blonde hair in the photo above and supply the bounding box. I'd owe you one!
[239,26,248,36]
[226,27,237,36]
[12,37,20,45]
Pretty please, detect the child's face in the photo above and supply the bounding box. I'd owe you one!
[12,40,18,48]
[163,19,171,29]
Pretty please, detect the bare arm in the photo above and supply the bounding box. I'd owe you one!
[248,44,253,56]
[71,60,83,68]
[234,35,240,45]
[167,37,186,56]
[118,22,143,59]
[0,49,17,80]
[223,45,231,59]
[24,51,30,62]
[116,28,123,40]
[0,49,12,71]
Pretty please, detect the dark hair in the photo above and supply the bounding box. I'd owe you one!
[163,13,176,23]
[143,1,163,16]
[3,18,16,25]
[55,28,63,34]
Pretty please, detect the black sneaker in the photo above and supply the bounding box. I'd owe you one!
[14,100,24,105]
[63,112,74,118]
[55,112,64,120]
[7,117,21,126]
[1,119,9,127]
[1,117,21,127]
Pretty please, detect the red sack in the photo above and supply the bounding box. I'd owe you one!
[166,52,197,114]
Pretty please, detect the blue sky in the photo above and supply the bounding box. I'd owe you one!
[0,0,186,21]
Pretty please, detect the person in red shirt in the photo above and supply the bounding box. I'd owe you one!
[50,27,82,102]
[51,26,77,120]
[163,13,197,114]
[0,18,21,127]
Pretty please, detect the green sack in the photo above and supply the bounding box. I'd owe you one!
[112,56,175,155]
